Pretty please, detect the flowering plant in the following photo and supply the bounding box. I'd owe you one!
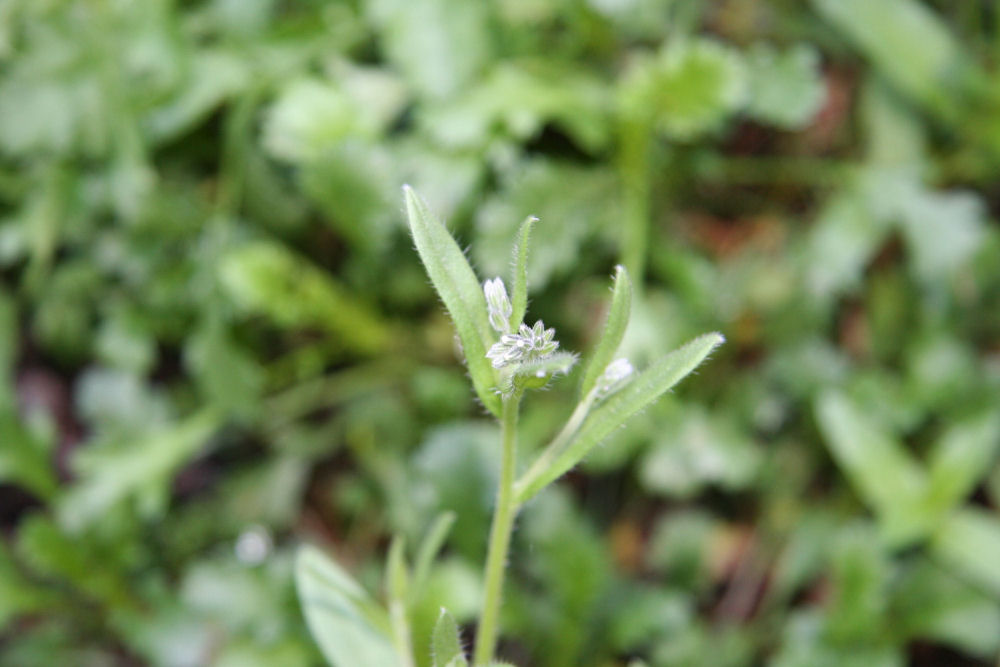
[297,187,723,667]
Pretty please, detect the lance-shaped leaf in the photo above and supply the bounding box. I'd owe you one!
[816,391,930,546]
[515,332,723,502]
[404,186,500,416]
[296,545,400,667]
[387,535,409,604]
[931,508,1000,597]
[509,216,536,329]
[579,265,632,399]
[925,410,1000,519]
[411,512,456,604]
[431,608,467,667]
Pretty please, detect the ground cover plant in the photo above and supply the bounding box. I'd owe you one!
[2,1,1000,666]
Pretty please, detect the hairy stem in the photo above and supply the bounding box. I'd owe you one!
[474,391,522,665]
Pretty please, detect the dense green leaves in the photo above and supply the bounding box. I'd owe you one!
[2,1,1000,665]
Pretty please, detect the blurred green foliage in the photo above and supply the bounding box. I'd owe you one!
[1,0,1000,665]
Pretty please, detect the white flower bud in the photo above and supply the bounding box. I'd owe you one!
[596,358,634,398]
[484,277,513,334]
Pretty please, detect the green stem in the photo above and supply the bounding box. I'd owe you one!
[473,391,522,666]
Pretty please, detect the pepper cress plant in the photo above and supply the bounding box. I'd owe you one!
[296,187,724,667]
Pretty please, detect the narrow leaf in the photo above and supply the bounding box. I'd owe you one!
[432,608,466,667]
[926,410,1000,518]
[387,535,409,604]
[509,216,537,329]
[579,265,632,398]
[296,545,400,667]
[815,391,930,545]
[931,508,1000,597]
[412,512,456,603]
[404,186,500,416]
[516,332,723,503]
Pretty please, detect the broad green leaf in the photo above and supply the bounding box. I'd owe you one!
[185,318,264,418]
[744,44,825,129]
[387,535,410,604]
[926,410,1000,518]
[431,608,466,667]
[366,0,490,99]
[579,265,632,399]
[931,509,1000,597]
[218,241,390,355]
[404,186,500,416]
[815,391,929,546]
[144,49,250,144]
[0,415,57,501]
[262,78,378,162]
[412,512,457,603]
[16,515,132,608]
[508,216,536,330]
[296,545,400,667]
[58,409,220,531]
[896,187,985,283]
[624,39,746,139]
[0,540,58,629]
[824,525,890,643]
[894,560,1000,658]
[423,62,611,152]
[516,332,724,503]
[812,0,960,107]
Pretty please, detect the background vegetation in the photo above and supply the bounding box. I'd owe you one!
[2,0,1000,665]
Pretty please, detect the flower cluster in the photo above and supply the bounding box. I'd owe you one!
[486,320,559,369]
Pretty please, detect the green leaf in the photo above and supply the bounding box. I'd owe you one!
[412,512,457,603]
[931,508,1000,597]
[815,391,929,546]
[431,608,466,667]
[57,409,220,531]
[387,535,410,604]
[296,545,400,667]
[623,39,746,139]
[218,241,390,355]
[516,332,724,503]
[508,216,536,330]
[926,410,1000,518]
[812,0,960,107]
[404,186,500,416]
[0,415,57,501]
[744,44,826,129]
[894,560,1000,658]
[579,265,632,399]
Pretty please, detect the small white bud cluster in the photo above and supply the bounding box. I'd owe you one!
[486,320,560,369]
[596,358,634,397]
[484,277,513,334]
